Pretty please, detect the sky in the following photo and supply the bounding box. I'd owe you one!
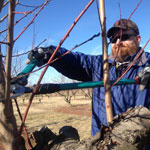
[0,0,150,85]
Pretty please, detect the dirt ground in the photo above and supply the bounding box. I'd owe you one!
[2,95,150,150]
[13,94,92,147]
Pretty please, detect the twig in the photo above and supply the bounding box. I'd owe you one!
[118,2,122,20]
[0,0,4,13]
[96,0,101,29]
[14,10,33,15]
[14,98,33,149]
[0,14,8,23]
[2,0,9,8]
[18,2,50,8]
[0,0,19,24]
[10,39,47,57]
[14,0,50,42]
[0,4,40,35]
[128,0,143,20]
[0,41,9,45]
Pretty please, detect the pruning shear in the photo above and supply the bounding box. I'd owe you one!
[10,84,25,99]
[10,59,139,99]
[10,84,33,99]
[10,60,38,99]
[0,84,33,101]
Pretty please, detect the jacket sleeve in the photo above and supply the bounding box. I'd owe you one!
[50,46,98,82]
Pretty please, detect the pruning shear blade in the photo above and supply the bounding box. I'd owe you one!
[10,84,25,99]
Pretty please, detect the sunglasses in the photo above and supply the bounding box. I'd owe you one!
[110,34,137,43]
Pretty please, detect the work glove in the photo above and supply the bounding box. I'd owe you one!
[26,46,54,67]
[137,65,150,91]
[11,75,28,86]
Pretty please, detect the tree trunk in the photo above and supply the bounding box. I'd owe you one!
[0,48,25,149]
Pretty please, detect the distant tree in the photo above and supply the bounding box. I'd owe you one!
[57,90,78,105]
[81,88,92,99]
[52,74,79,104]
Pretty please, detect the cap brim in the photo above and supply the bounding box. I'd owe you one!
[107,27,122,38]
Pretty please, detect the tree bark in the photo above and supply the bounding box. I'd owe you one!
[0,46,24,150]
[0,0,26,148]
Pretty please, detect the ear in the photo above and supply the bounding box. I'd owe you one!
[136,35,141,43]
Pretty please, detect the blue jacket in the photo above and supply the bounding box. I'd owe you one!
[50,46,150,136]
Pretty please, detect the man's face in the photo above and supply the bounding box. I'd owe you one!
[111,31,141,62]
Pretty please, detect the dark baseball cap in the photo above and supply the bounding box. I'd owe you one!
[107,19,139,38]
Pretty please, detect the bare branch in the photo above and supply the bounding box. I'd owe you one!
[118,2,122,20]
[14,0,50,42]
[0,6,38,35]
[0,41,9,45]
[0,0,18,22]
[0,0,4,13]
[0,14,8,23]
[18,2,44,8]
[128,0,143,19]
[2,0,9,8]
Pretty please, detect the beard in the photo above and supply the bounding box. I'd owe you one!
[112,40,139,62]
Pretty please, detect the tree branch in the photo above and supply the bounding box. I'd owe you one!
[0,0,4,13]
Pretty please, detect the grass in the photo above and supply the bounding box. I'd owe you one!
[13,95,92,141]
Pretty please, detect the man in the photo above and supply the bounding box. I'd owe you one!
[25,19,150,136]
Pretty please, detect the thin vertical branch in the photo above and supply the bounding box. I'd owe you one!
[5,0,15,104]
[32,21,36,49]
[118,2,122,20]
[128,0,143,20]
[14,98,33,149]
[99,0,113,124]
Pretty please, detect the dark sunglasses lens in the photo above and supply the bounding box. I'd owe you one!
[109,36,116,43]
[111,34,133,43]
[121,34,129,41]
[111,36,119,43]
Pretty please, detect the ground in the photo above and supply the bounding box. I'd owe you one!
[1,94,150,150]
[13,94,92,148]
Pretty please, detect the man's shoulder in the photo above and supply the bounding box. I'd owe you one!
[145,51,150,56]
[144,51,150,60]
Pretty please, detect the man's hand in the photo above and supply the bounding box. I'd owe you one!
[11,76,28,86]
[137,65,150,91]
[27,46,53,67]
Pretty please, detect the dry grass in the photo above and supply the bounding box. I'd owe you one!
[13,95,92,141]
